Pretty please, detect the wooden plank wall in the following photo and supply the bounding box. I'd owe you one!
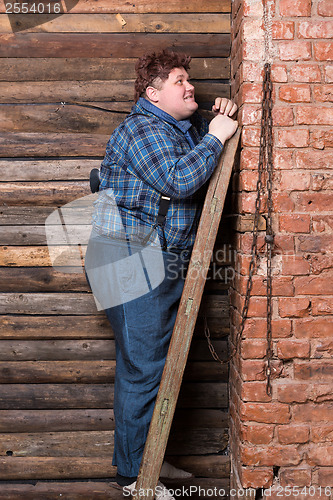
[0,1,232,496]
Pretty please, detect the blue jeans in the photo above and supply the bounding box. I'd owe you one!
[86,233,189,477]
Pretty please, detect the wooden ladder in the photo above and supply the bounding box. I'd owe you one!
[134,129,241,498]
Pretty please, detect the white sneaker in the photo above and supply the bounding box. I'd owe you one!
[160,461,193,479]
[123,480,175,500]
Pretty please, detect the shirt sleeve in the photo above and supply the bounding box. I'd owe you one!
[127,118,223,199]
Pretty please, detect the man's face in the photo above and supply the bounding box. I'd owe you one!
[150,67,198,121]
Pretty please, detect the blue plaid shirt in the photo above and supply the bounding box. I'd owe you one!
[92,97,223,250]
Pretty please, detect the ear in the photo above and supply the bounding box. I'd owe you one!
[145,86,160,103]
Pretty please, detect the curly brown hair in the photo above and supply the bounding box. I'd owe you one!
[134,49,191,102]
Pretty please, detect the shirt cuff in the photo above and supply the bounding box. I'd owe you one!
[202,133,224,155]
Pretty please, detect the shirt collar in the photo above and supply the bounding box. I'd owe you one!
[133,97,193,134]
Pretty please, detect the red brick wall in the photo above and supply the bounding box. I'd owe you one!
[229,0,333,496]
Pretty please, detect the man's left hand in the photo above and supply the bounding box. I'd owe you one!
[212,98,237,117]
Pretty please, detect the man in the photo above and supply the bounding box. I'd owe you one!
[86,49,237,499]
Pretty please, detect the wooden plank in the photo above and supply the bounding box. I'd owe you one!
[0,479,124,499]
[0,315,112,339]
[0,408,227,432]
[0,206,55,225]
[0,339,227,362]
[0,360,116,383]
[0,360,226,384]
[0,409,116,432]
[0,428,226,456]
[0,13,231,33]
[0,159,100,181]
[0,0,231,14]
[164,455,230,479]
[0,340,116,360]
[0,383,227,409]
[0,384,114,409]
[0,58,230,82]
[0,430,115,457]
[0,292,99,315]
[0,314,228,340]
[0,268,89,292]
[0,478,229,500]
[0,33,230,58]
[0,457,118,480]
[0,292,230,316]
[136,130,241,496]
[0,80,229,103]
[0,104,126,134]
[0,133,109,157]
[0,181,90,205]
[0,226,49,245]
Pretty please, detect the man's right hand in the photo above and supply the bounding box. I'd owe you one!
[208,114,238,145]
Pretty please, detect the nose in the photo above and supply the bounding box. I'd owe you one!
[186,80,195,92]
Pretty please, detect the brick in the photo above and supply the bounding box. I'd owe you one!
[279,0,311,16]
[242,19,264,40]
[313,85,333,102]
[279,467,312,487]
[240,359,266,381]
[324,65,333,83]
[318,0,333,16]
[312,215,333,232]
[296,149,333,169]
[312,338,333,357]
[298,20,333,39]
[297,234,333,252]
[311,383,333,402]
[309,253,333,274]
[237,169,260,190]
[295,359,333,380]
[239,104,261,126]
[291,191,333,213]
[293,402,333,422]
[273,191,296,211]
[273,149,294,170]
[242,381,272,402]
[243,318,292,339]
[240,83,264,103]
[272,21,294,40]
[242,423,274,444]
[278,297,311,318]
[237,273,294,297]
[241,467,274,488]
[297,106,333,125]
[311,129,333,149]
[241,61,264,82]
[240,147,259,170]
[276,129,309,148]
[241,444,301,466]
[277,424,310,444]
[240,402,291,424]
[277,339,310,359]
[242,127,261,147]
[295,273,333,294]
[294,318,333,338]
[316,468,333,487]
[243,40,265,62]
[279,84,311,103]
[271,64,288,83]
[290,64,322,82]
[314,42,333,61]
[307,445,333,466]
[278,170,311,190]
[277,382,309,403]
[312,297,333,315]
[272,106,294,126]
[311,171,333,190]
[279,214,311,233]
[311,424,333,443]
[243,0,263,16]
[242,339,267,359]
[282,255,311,275]
[279,41,311,61]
